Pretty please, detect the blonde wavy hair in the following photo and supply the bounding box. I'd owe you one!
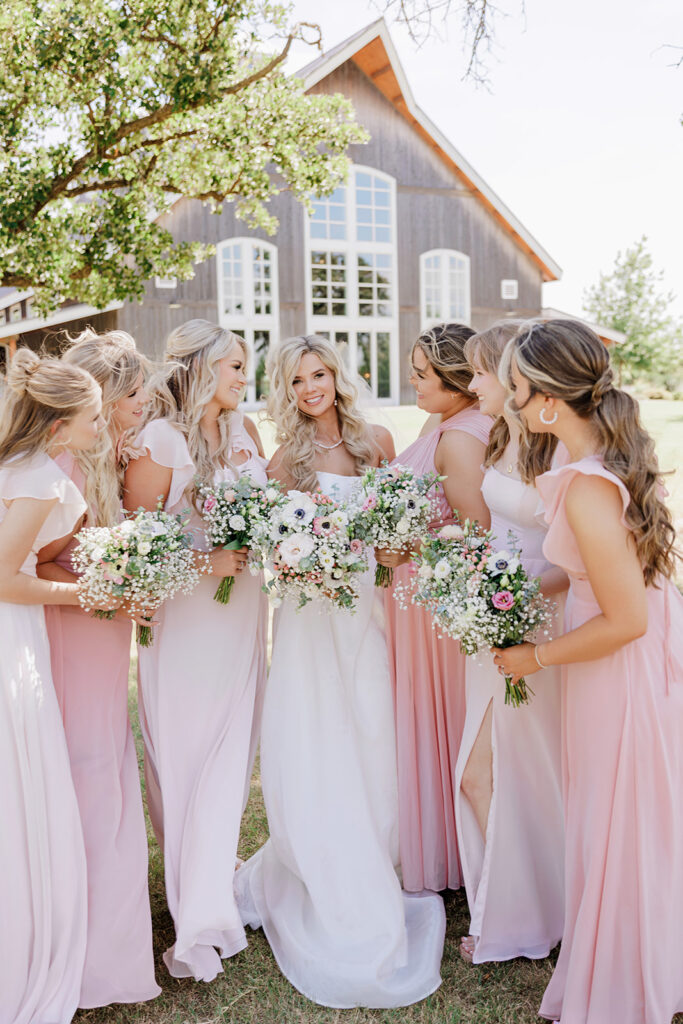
[465,320,558,484]
[0,349,100,466]
[61,329,149,526]
[266,335,376,492]
[144,319,247,504]
[508,319,678,584]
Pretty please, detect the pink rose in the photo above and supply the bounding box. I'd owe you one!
[223,489,236,503]
[349,539,363,555]
[203,496,217,513]
[491,590,514,611]
[362,494,377,511]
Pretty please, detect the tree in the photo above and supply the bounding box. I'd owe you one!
[0,0,368,313]
[583,236,682,389]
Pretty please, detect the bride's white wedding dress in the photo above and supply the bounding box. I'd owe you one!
[235,472,445,1008]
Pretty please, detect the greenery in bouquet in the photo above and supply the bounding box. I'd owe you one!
[346,463,440,587]
[401,520,554,706]
[199,476,286,604]
[71,507,201,646]
[263,489,368,612]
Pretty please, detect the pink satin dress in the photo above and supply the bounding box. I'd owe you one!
[383,407,490,892]
[45,451,159,1009]
[536,457,683,1024]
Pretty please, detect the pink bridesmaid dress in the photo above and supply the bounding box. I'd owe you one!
[0,454,88,1024]
[136,413,268,982]
[384,406,490,892]
[44,451,160,1009]
[454,467,564,962]
[536,457,683,1024]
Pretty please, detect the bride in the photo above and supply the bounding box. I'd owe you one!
[235,335,446,1008]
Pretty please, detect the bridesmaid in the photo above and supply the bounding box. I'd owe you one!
[377,322,490,893]
[235,334,446,1008]
[124,319,268,983]
[454,320,565,965]
[0,351,105,1024]
[37,330,160,1008]
[495,319,683,1024]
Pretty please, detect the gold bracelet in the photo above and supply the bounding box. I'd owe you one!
[534,644,547,669]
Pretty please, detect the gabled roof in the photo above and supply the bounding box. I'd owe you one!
[298,19,561,283]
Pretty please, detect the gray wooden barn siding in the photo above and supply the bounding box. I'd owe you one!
[121,56,543,402]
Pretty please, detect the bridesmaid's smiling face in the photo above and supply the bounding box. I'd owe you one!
[468,358,506,418]
[212,342,248,411]
[291,352,337,418]
[111,370,149,434]
[409,345,456,415]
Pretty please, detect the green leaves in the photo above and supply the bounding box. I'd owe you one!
[0,0,368,312]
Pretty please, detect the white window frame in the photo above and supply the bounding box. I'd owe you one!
[419,249,471,329]
[216,237,279,406]
[304,165,399,404]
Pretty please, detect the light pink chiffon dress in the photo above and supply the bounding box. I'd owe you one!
[384,407,490,892]
[44,451,160,1008]
[136,413,268,982]
[0,454,88,1024]
[536,457,683,1024]
[454,467,564,962]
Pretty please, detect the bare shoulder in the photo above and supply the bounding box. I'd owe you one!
[435,428,486,471]
[243,414,265,458]
[371,424,396,463]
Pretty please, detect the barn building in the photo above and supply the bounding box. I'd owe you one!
[0,19,562,404]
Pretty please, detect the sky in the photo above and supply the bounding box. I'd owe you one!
[285,0,683,320]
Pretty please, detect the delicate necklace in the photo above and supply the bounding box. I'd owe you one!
[314,435,344,451]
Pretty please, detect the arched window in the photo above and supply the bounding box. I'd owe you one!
[305,167,398,403]
[420,249,471,328]
[217,238,279,404]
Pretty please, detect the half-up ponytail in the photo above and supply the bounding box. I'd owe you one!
[511,319,678,584]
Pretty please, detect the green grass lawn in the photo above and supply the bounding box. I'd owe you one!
[78,399,682,1024]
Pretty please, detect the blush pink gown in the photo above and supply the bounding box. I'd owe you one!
[0,453,88,1024]
[44,452,160,1009]
[536,457,683,1024]
[454,467,564,962]
[384,407,490,892]
[136,414,268,983]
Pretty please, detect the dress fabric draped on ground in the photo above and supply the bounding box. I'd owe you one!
[536,458,683,1024]
[454,467,564,963]
[235,471,446,1009]
[0,455,88,1024]
[136,414,268,983]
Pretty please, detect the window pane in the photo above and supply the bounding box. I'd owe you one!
[356,172,371,187]
[309,251,347,318]
[377,332,391,398]
[309,187,347,240]
[356,331,372,387]
[254,330,270,400]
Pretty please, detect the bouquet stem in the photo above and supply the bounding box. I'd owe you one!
[504,674,534,707]
[375,564,394,588]
[93,609,117,620]
[214,575,235,604]
[137,624,154,647]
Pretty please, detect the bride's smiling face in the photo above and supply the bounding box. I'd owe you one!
[292,352,337,418]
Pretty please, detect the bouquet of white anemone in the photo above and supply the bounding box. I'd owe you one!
[346,463,440,587]
[263,489,368,611]
[71,508,202,646]
[398,520,555,706]
[199,476,286,603]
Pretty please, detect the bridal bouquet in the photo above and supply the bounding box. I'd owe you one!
[401,521,554,706]
[263,489,368,611]
[199,476,286,603]
[72,508,202,646]
[346,463,440,587]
